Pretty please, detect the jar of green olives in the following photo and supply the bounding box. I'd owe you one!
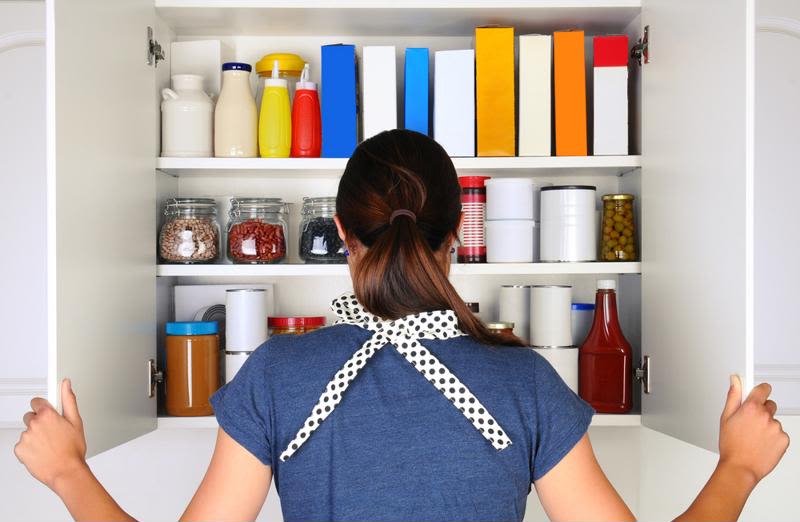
[601,194,638,261]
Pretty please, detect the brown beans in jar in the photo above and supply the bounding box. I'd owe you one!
[159,198,220,263]
[601,194,637,261]
[228,219,286,263]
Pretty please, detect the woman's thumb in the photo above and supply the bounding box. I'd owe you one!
[721,374,743,421]
[61,378,82,427]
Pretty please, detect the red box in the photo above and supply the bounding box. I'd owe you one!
[593,35,629,67]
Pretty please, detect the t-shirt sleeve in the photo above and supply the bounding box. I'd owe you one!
[530,352,595,481]
[210,343,273,466]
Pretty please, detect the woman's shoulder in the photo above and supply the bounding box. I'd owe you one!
[252,323,370,364]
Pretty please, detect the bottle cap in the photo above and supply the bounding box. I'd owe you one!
[222,62,251,72]
[597,279,616,290]
[265,60,288,88]
[296,63,317,91]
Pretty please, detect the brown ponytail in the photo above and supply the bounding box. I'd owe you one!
[336,130,525,347]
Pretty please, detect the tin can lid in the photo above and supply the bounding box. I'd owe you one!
[269,316,326,328]
[540,185,597,191]
[458,176,492,188]
[602,193,635,201]
[487,322,514,329]
[166,321,218,336]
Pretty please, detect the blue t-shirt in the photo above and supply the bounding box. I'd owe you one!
[210,324,594,522]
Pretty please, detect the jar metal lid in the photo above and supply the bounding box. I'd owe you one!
[487,322,514,329]
[269,316,326,328]
[230,197,288,214]
[540,185,597,191]
[163,198,217,215]
[531,284,572,288]
[602,193,635,201]
[501,285,532,288]
[166,321,218,336]
[301,196,337,215]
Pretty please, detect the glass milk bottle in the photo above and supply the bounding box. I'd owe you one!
[214,62,258,158]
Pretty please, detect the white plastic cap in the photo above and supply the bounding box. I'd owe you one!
[265,60,288,88]
[296,63,317,91]
[597,279,616,290]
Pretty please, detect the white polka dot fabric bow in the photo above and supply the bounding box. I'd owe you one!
[279,293,513,462]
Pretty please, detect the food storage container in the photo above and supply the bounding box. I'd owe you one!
[487,322,515,336]
[159,198,220,264]
[485,178,552,221]
[601,194,638,261]
[255,53,305,112]
[498,285,531,342]
[458,176,490,263]
[571,303,595,347]
[532,347,579,393]
[299,197,346,263]
[540,185,597,262]
[486,220,538,263]
[225,288,268,352]
[165,321,220,416]
[269,316,326,335]
[215,62,258,158]
[225,351,250,384]
[161,74,213,157]
[227,198,288,264]
[530,285,573,347]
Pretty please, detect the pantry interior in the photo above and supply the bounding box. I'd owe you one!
[47,0,784,464]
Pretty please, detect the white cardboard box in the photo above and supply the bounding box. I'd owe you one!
[434,50,475,157]
[362,46,398,139]
[593,66,629,155]
[170,40,233,98]
[519,35,552,156]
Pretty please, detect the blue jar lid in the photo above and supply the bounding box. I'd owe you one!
[571,303,595,311]
[223,62,252,72]
[166,321,218,336]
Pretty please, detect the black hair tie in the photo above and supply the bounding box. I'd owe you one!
[390,209,417,224]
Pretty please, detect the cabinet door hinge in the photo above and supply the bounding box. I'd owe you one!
[635,355,651,394]
[631,25,650,65]
[147,358,163,398]
[146,26,165,67]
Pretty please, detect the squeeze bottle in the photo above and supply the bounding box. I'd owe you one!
[291,64,322,157]
[258,60,292,158]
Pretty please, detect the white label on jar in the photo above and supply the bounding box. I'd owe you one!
[177,230,195,257]
[242,238,257,256]
[311,236,328,255]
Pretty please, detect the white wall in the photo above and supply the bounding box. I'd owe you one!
[0,1,47,424]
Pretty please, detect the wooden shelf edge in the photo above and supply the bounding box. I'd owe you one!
[156,262,642,277]
[157,413,642,429]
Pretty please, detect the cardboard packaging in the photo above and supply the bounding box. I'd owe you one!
[404,48,429,135]
[593,35,629,155]
[433,49,475,157]
[321,44,359,158]
[475,27,515,156]
[554,31,588,156]
[362,46,397,139]
[519,34,552,156]
[170,40,233,97]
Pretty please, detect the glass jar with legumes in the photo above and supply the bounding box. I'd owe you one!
[159,198,220,264]
[227,197,288,264]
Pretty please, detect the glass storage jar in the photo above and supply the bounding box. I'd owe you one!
[165,321,220,416]
[159,198,220,263]
[600,194,638,261]
[299,197,346,263]
[227,198,288,264]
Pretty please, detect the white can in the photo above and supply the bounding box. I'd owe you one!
[225,351,251,383]
[498,285,531,343]
[225,288,268,352]
[486,220,537,263]
[532,347,579,393]
[485,179,553,221]
[161,74,214,158]
[540,185,597,262]
[571,303,595,346]
[530,285,573,347]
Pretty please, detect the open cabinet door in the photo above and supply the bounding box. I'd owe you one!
[47,0,157,455]
[640,0,754,451]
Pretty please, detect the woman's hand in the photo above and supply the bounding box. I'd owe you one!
[14,378,89,492]
[718,375,789,486]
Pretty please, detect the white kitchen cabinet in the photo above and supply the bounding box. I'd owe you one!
[45,0,787,464]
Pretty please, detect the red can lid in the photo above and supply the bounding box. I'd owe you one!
[268,316,326,328]
[458,176,491,188]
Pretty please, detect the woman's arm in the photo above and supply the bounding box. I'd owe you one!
[535,376,789,522]
[14,379,272,522]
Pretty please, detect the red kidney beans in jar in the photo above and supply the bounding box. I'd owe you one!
[227,198,288,263]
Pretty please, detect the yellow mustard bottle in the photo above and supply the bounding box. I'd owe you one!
[259,60,292,158]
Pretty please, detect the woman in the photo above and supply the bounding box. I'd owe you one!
[15,130,789,521]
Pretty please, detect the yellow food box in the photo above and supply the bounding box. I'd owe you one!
[475,27,516,157]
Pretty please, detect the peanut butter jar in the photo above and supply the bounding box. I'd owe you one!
[165,321,220,416]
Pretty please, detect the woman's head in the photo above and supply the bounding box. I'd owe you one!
[335,129,524,346]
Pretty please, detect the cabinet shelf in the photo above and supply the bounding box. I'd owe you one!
[156,262,641,277]
[154,1,642,37]
[157,413,642,429]
[156,156,642,178]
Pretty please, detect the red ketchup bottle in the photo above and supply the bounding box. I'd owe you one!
[290,64,321,157]
[579,279,633,413]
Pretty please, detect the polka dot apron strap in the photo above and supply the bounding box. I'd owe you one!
[279,293,513,462]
